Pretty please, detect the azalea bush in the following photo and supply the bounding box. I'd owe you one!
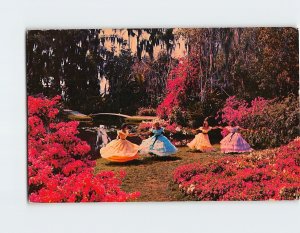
[138,121,154,132]
[219,95,299,148]
[28,95,140,202]
[138,119,178,133]
[156,56,199,120]
[219,96,271,125]
[174,138,300,201]
[156,54,225,128]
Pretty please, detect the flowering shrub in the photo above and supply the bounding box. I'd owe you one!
[174,139,300,201]
[138,121,155,132]
[219,96,271,125]
[28,95,140,202]
[219,95,299,148]
[138,119,178,134]
[137,107,157,116]
[156,56,199,119]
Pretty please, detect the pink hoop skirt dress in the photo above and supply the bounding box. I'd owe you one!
[220,126,253,153]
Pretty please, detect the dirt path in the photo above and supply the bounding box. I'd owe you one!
[95,146,226,201]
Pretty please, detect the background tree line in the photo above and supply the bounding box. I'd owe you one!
[26,29,174,114]
[157,27,298,127]
[27,28,298,118]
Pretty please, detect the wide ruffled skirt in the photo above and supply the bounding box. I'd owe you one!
[100,139,139,162]
[187,133,214,152]
[220,133,253,153]
[139,135,178,156]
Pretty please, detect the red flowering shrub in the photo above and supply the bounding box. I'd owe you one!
[219,95,299,148]
[219,96,271,125]
[156,57,199,120]
[28,95,140,202]
[138,119,179,134]
[138,121,154,132]
[174,139,300,201]
[164,122,178,134]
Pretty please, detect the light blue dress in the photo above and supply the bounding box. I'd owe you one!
[139,127,178,156]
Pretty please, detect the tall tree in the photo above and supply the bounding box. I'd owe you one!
[27,30,105,113]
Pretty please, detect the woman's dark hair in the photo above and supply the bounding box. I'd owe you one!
[121,123,128,130]
[203,120,209,127]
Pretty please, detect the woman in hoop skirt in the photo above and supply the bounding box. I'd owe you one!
[187,120,219,152]
[100,124,140,162]
[219,122,253,154]
[139,122,178,156]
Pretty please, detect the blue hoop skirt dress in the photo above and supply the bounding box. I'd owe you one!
[139,128,178,156]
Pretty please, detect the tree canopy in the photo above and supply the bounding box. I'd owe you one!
[27,28,299,117]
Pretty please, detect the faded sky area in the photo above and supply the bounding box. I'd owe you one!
[98,29,187,94]
[99,29,187,59]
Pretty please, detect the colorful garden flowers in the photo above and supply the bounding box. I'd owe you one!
[28,96,140,202]
[174,139,300,201]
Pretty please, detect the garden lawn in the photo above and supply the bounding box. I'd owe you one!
[95,145,241,201]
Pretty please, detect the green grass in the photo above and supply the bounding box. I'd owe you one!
[95,145,236,201]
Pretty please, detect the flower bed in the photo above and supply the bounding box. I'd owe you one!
[28,96,140,202]
[173,139,300,201]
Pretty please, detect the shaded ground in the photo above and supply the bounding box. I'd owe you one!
[95,145,243,201]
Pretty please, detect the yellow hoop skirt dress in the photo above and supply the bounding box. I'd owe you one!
[100,130,139,162]
[187,127,215,152]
